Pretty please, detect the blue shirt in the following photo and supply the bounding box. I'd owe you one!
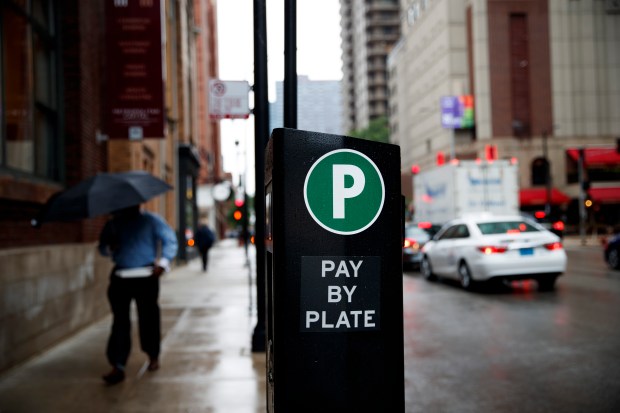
[98,211,178,270]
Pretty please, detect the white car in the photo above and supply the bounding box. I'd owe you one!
[420,214,567,291]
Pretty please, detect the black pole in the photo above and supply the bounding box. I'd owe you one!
[284,0,297,128]
[578,147,587,245]
[252,0,269,353]
[542,130,552,216]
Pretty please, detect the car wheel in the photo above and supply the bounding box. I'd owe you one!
[608,248,620,270]
[458,261,475,291]
[538,275,558,291]
[421,256,436,281]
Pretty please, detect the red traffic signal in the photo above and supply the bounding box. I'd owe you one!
[484,144,497,161]
[234,199,244,207]
[436,151,445,166]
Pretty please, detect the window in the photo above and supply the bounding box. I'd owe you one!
[509,13,531,138]
[453,224,470,239]
[437,225,458,240]
[531,157,549,186]
[1,0,61,180]
[477,221,539,235]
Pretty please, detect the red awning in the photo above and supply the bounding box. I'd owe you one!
[589,187,620,204]
[519,188,571,206]
[566,148,620,167]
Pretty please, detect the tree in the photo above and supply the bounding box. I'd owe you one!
[348,116,389,143]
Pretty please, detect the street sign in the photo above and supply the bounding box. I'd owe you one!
[208,80,250,119]
[104,0,165,139]
[265,128,404,412]
[300,256,380,332]
[212,182,231,201]
[304,149,385,235]
[440,95,474,129]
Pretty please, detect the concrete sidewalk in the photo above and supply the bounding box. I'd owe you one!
[562,234,608,248]
[0,239,266,413]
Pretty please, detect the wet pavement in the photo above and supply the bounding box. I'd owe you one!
[1,237,619,412]
[403,241,620,413]
[0,239,266,412]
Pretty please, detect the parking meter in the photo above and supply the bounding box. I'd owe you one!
[265,128,404,412]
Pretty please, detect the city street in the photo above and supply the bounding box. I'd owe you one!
[403,243,620,412]
[1,241,619,412]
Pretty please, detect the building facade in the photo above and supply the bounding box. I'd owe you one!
[270,76,344,135]
[340,0,401,133]
[389,0,620,229]
[0,0,222,372]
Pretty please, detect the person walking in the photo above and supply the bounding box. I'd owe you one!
[98,205,178,385]
[194,220,216,272]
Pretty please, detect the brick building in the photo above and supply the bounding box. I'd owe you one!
[0,0,223,372]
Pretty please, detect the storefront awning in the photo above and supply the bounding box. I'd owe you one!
[566,148,620,167]
[519,188,571,206]
[589,187,620,204]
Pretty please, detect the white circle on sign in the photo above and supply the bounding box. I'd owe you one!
[212,182,231,201]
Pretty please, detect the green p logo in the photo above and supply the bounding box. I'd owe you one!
[304,149,385,235]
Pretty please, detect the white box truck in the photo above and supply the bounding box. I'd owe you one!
[413,160,519,225]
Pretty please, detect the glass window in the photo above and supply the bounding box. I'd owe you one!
[405,226,431,243]
[437,226,458,240]
[1,0,60,180]
[453,224,470,239]
[477,221,539,235]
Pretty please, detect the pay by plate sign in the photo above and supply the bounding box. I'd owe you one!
[300,256,380,332]
[265,128,404,411]
[209,80,250,119]
[301,149,385,332]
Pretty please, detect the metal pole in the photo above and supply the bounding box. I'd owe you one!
[252,0,268,353]
[284,0,297,128]
[450,128,455,160]
[578,148,587,245]
[542,130,552,216]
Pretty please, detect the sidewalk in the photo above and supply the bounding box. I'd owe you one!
[562,234,607,248]
[0,239,266,413]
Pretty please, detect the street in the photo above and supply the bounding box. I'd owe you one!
[403,243,620,412]
[1,242,619,412]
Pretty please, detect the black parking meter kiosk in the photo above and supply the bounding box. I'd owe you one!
[265,128,404,412]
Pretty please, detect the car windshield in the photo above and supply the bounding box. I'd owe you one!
[405,226,431,242]
[477,220,540,235]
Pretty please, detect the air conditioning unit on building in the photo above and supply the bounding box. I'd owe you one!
[606,0,620,14]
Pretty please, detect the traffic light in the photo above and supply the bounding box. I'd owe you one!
[484,144,497,161]
[581,180,592,208]
[436,151,445,166]
[233,199,244,222]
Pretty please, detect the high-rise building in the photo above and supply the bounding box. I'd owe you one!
[340,0,401,133]
[389,0,620,229]
[270,76,343,135]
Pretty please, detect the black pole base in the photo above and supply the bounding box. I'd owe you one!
[251,324,266,352]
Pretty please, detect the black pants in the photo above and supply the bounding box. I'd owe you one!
[199,247,210,271]
[106,272,160,368]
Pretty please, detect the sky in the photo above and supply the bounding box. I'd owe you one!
[216,0,343,195]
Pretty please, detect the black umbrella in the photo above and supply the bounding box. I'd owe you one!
[33,171,173,226]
